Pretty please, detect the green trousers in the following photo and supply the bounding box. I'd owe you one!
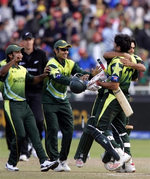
[4,100,48,166]
[75,90,131,162]
[97,92,130,155]
[43,102,73,161]
[74,91,104,162]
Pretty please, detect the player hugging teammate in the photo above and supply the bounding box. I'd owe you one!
[74,34,145,173]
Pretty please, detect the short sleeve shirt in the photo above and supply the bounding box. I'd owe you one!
[1,65,34,101]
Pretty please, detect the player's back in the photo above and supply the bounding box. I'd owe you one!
[107,56,137,94]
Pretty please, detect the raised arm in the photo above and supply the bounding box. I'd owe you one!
[32,66,50,84]
[103,51,131,61]
[0,60,16,77]
[104,51,146,72]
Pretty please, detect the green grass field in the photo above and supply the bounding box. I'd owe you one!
[0,138,150,179]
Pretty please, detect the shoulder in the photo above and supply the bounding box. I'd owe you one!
[47,58,57,65]
[46,58,60,70]
[66,58,73,62]
[66,58,75,65]
[111,57,122,64]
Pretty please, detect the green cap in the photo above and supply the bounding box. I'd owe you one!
[5,45,23,56]
[54,40,72,49]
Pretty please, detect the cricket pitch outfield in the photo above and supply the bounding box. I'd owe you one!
[0,138,150,179]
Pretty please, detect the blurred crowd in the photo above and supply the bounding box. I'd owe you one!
[0,0,150,86]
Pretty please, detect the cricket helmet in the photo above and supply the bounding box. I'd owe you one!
[70,76,87,94]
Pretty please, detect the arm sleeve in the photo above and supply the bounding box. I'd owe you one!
[109,60,123,82]
[49,62,91,85]
[53,75,71,85]
[48,63,71,85]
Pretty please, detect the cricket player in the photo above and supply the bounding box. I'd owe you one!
[0,44,58,172]
[0,59,13,150]
[102,37,145,172]
[75,34,143,171]
[42,40,95,172]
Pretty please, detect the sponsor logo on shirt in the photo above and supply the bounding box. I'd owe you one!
[27,68,38,72]
[34,61,39,64]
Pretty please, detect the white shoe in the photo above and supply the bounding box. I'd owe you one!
[116,158,136,173]
[104,148,131,171]
[31,148,37,158]
[40,160,59,172]
[76,158,84,168]
[104,159,123,171]
[125,158,136,172]
[53,162,64,172]
[19,154,29,162]
[5,163,19,171]
[61,160,71,172]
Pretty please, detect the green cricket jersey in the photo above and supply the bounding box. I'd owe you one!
[107,55,137,94]
[0,65,34,101]
[42,57,90,104]
[0,59,7,67]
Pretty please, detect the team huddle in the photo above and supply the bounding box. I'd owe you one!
[0,32,145,173]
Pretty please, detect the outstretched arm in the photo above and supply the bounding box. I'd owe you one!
[32,66,50,84]
[104,51,131,61]
[104,51,146,72]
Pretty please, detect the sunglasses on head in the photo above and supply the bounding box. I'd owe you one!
[60,48,69,52]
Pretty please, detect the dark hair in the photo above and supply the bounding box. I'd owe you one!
[130,37,136,47]
[6,55,11,63]
[114,34,131,52]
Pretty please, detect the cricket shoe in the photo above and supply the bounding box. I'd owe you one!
[116,158,136,173]
[104,148,131,171]
[5,163,19,171]
[53,162,64,172]
[61,160,71,172]
[76,158,84,168]
[125,160,136,172]
[104,159,123,171]
[54,160,71,172]
[40,160,59,172]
